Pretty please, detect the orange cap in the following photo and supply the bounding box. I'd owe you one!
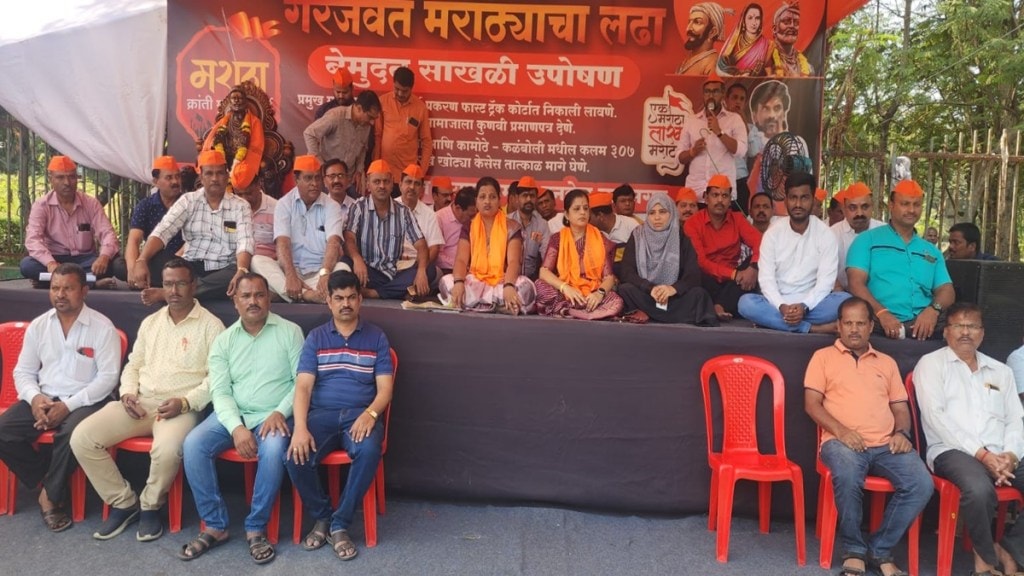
[893,179,923,198]
[675,187,698,203]
[431,176,452,190]
[152,155,178,172]
[815,188,827,202]
[704,69,724,86]
[367,159,391,175]
[402,164,424,181]
[844,181,871,199]
[293,155,320,173]
[332,67,353,86]
[589,191,613,209]
[518,175,538,189]
[707,174,732,190]
[48,155,77,172]
[832,188,847,203]
[197,150,226,167]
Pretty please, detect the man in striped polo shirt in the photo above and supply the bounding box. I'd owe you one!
[286,270,394,561]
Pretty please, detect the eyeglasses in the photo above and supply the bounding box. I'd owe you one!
[949,323,983,332]
[162,281,192,290]
[325,173,348,180]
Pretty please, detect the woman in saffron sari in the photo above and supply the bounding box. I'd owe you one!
[717,3,770,76]
[439,177,536,314]
[535,189,623,320]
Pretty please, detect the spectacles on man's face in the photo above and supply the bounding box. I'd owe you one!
[949,323,983,332]
[162,280,191,290]
[325,172,349,181]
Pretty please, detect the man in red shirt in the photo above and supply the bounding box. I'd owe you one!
[683,174,762,319]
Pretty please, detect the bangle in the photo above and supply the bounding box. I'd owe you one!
[237,267,249,274]
[558,283,566,294]
[453,278,465,284]
[978,448,991,461]
[503,282,516,289]
[597,288,607,296]
[876,308,890,317]
[365,408,379,421]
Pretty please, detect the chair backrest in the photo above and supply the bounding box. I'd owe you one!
[903,373,927,456]
[700,354,788,459]
[382,348,398,449]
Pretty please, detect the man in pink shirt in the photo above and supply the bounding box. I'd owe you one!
[20,156,120,286]
[434,186,477,274]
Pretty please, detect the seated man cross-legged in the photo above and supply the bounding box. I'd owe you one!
[286,270,394,561]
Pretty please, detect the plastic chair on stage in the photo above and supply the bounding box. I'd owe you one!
[905,374,1023,576]
[814,428,921,575]
[101,437,185,533]
[699,355,806,565]
[292,348,397,548]
[0,322,127,520]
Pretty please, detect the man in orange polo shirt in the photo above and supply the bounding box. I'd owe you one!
[373,66,432,194]
[804,296,933,576]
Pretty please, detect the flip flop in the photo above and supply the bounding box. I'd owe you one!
[40,507,72,533]
[329,529,358,561]
[247,534,275,564]
[302,519,330,551]
[178,531,229,561]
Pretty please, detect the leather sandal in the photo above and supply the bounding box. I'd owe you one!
[178,531,229,561]
[40,507,72,533]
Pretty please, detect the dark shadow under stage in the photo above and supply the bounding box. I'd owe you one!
[0,280,942,518]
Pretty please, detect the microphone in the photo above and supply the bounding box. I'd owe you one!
[706,99,717,116]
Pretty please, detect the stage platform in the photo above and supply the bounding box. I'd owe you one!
[0,280,941,517]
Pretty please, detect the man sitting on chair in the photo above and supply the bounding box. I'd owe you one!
[0,263,121,532]
[286,270,394,562]
[805,296,932,576]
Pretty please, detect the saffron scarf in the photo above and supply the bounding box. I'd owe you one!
[556,225,605,296]
[469,211,507,286]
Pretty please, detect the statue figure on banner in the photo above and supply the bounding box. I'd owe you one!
[675,2,733,76]
[717,3,770,77]
[765,2,814,77]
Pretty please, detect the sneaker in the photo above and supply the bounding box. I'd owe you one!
[93,506,139,540]
[136,509,163,542]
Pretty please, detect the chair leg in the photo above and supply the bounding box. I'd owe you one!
[818,472,837,570]
[935,487,959,576]
[292,486,303,545]
[791,475,806,567]
[363,481,378,548]
[815,476,825,539]
[268,493,280,545]
[375,459,385,516]
[996,500,1011,543]
[869,491,885,533]
[7,473,16,515]
[758,481,772,534]
[328,466,341,507]
[908,514,921,576]
[71,467,86,522]
[169,468,183,533]
[708,468,719,531]
[0,462,8,515]
[715,469,737,563]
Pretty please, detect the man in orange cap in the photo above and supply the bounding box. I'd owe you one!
[508,178,550,279]
[430,175,454,211]
[675,187,700,226]
[135,150,254,304]
[683,173,762,319]
[373,66,432,189]
[812,187,826,220]
[304,90,381,192]
[675,71,748,204]
[314,67,356,119]
[589,190,638,246]
[847,179,953,340]
[396,164,443,275]
[21,155,120,286]
[342,159,434,299]
[831,181,884,290]
[112,156,186,289]
[253,155,349,304]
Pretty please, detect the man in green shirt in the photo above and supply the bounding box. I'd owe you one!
[179,273,304,565]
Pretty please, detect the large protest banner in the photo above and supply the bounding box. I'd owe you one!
[168,0,826,205]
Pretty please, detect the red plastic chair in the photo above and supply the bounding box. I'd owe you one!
[700,355,806,565]
[905,374,1023,576]
[0,322,127,520]
[291,348,398,548]
[101,437,185,533]
[814,428,921,575]
[209,448,282,544]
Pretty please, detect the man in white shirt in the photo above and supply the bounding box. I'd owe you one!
[1007,339,1024,401]
[831,182,884,290]
[252,155,348,303]
[738,172,849,333]
[0,263,121,532]
[323,159,357,219]
[395,164,443,276]
[588,191,638,244]
[914,302,1024,576]
[675,71,748,202]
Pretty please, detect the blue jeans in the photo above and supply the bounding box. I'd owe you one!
[820,439,933,560]
[285,407,383,533]
[738,291,851,333]
[182,413,289,533]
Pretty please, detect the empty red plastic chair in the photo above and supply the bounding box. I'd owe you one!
[700,355,806,565]
[291,348,398,548]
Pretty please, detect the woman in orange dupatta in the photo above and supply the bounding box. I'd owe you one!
[438,177,536,314]
[535,189,623,320]
[201,86,265,189]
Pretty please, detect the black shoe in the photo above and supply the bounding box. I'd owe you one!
[136,509,163,542]
[93,506,139,540]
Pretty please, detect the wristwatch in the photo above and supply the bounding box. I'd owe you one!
[929,301,943,312]
[318,267,329,277]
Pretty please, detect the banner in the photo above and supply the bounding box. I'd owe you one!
[168,0,826,204]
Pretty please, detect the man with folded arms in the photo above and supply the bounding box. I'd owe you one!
[179,272,304,565]
[286,270,394,561]
[21,155,119,285]
[0,263,120,532]
[134,150,254,304]
[252,155,348,304]
[805,296,932,576]
[915,302,1024,576]
[71,258,224,541]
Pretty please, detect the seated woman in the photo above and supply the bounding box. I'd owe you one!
[535,189,623,320]
[438,177,536,314]
[618,193,719,326]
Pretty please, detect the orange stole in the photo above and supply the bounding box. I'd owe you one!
[201,110,265,189]
[469,212,507,286]
[556,225,605,296]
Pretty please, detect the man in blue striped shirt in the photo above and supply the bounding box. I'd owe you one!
[285,270,394,561]
[342,159,434,299]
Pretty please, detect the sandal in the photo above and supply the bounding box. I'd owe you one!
[302,519,330,551]
[247,534,276,565]
[178,531,229,561]
[838,553,866,576]
[40,507,72,533]
[329,529,358,561]
[869,556,909,576]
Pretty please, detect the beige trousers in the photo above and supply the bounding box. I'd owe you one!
[70,397,199,510]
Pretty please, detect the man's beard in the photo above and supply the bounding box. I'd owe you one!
[685,30,711,51]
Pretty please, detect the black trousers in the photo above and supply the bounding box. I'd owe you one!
[0,400,105,505]
[111,249,176,285]
[190,262,238,302]
[700,273,754,317]
[618,283,719,326]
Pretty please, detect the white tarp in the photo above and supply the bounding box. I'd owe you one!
[0,0,167,182]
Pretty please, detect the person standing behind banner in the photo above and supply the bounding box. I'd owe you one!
[675,71,748,202]
[373,66,432,190]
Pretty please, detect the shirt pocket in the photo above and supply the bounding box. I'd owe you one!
[70,352,96,382]
[983,388,1007,421]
